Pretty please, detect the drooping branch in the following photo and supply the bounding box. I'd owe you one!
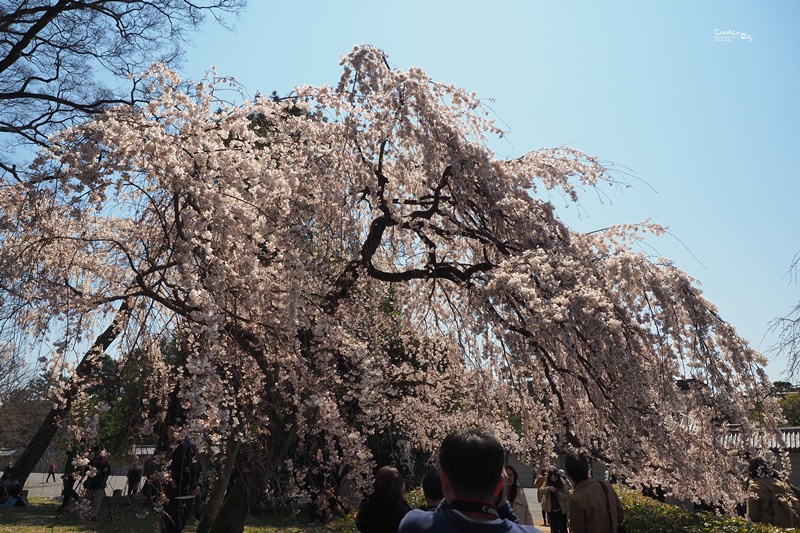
[367,261,494,284]
[13,296,134,488]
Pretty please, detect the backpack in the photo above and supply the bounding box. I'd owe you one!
[771,485,800,528]
[790,482,800,501]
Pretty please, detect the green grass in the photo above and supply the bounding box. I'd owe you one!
[0,497,357,533]
[5,489,794,533]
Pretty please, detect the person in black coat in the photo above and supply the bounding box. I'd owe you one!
[126,461,143,495]
[161,431,202,533]
[356,465,412,533]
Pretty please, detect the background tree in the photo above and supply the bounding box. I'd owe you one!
[0,46,782,524]
[773,253,800,379]
[0,0,246,179]
[0,370,58,450]
[779,393,800,427]
[0,347,41,449]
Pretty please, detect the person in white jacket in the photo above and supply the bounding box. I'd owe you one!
[504,465,534,526]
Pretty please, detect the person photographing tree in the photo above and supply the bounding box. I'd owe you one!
[538,470,569,533]
[84,446,110,521]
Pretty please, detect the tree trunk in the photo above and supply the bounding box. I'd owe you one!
[13,298,133,488]
[196,434,241,533]
[204,472,249,533]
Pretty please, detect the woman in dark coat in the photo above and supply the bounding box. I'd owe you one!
[355,465,412,533]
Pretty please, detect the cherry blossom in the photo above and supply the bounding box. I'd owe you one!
[0,45,781,512]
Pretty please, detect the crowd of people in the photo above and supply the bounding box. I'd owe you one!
[348,427,800,533]
[49,427,203,532]
[352,428,623,533]
[8,425,800,531]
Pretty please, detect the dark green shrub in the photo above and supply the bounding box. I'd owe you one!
[322,487,425,533]
[404,487,426,510]
[619,489,783,533]
[323,486,788,533]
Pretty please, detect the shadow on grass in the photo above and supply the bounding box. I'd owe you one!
[0,497,356,533]
[0,497,159,532]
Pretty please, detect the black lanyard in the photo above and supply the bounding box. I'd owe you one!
[448,499,500,520]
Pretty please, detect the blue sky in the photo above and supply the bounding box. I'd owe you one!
[182,1,800,381]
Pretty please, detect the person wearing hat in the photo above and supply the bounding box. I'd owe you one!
[747,457,800,527]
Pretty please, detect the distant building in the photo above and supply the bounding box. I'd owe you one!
[0,449,21,466]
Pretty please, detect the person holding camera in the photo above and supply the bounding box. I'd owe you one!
[538,470,570,533]
[84,446,111,521]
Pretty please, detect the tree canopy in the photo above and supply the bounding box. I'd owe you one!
[0,0,246,179]
[779,393,800,427]
[0,45,782,509]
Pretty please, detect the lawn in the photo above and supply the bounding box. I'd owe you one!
[0,497,352,533]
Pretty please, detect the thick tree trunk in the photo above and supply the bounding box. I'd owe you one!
[196,434,241,533]
[13,298,133,488]
[204,473,249,533]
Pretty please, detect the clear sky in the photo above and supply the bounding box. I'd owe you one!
[182,1,800,381]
